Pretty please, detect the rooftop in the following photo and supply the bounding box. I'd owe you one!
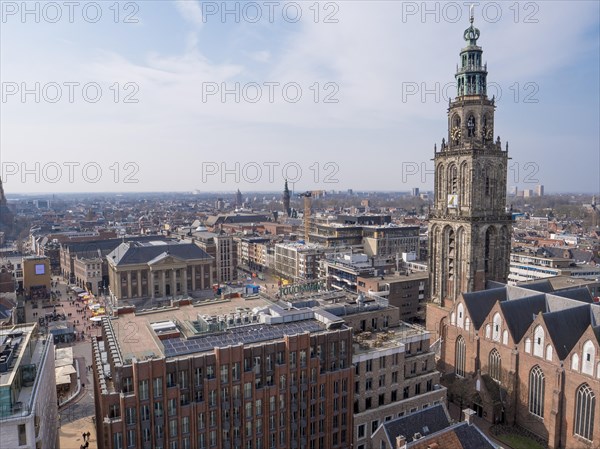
[0,323,51,419]
[99,294,349,364]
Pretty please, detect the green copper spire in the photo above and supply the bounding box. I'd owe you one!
[455,10,487,97]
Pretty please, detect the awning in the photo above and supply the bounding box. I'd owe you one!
[55,347,74,366]
[56,374,71,385]
[56,365,76,376]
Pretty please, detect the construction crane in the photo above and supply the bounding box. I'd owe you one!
[297,192,312,242]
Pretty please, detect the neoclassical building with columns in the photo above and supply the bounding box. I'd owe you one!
[106,240,214,300]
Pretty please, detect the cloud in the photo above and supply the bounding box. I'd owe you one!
[174,0,203,27]
[248,50,271,63]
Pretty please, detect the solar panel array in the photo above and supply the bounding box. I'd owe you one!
[163,320,324,357]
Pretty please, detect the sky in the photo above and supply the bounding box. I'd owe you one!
[1,1,599,195]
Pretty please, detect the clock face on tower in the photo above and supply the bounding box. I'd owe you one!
[451,126,461,143]
[447,194,459,208]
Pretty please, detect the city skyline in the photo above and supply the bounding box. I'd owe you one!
[1,1,599,194]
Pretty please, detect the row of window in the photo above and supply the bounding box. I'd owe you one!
[113,426,348,449]
[455,338,596,442]
[453,309,599,379]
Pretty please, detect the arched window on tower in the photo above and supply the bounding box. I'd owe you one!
[574,383,596,441]
[484,227,497,277]
[467,115,476,137]
[455,335,466,377]
[460,162,469,207]
[451,165,458,195]
[528,365,545,418]
[437,164,445,203]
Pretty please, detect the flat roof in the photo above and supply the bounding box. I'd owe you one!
[108,296,278,360]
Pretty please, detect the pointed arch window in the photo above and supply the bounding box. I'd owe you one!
[533,325,544,357]
[545,345,553,362]
[572,354,580,372]
[489,349,501,383]
[492,313,501,342]
[574,383,596,441]
[455,336,466,377]
[528,365,545,418]
[582,340,596,376]
[456,303,464,329]
[502,330,509,346]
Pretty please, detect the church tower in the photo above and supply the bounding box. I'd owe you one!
[283,180,291,217]
[428,13,512,305]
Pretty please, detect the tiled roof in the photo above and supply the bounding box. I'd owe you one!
[382,404,451,444]
[108,241,212,266]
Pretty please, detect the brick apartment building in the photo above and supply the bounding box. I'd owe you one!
[93,288,445,449]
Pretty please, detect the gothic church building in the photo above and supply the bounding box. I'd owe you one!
[427,17,599,449]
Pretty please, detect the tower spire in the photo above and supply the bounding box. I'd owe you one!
[283,180,291,217]
[455,7,486,98]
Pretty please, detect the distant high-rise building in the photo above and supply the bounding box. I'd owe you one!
[283,180,291,217]
[535,184,544,196]
[509,186,518,196]
[523,189,533,198]
[411,187,420,197]
[235,189,243,207]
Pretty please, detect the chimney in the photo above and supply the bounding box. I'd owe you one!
[463,408,476,424]
[396,435,407,449]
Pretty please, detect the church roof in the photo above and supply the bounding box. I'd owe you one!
[500,294,547,342]
[462,287,506,329]
[549,286,593,304]
[543,305,593,360]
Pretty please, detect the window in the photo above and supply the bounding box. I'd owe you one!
[528,365,545,418]
[574,383,596,441]
[18,424,26,446]
[572,354,580,372]
[123,377,133,394]
[489,349,501,382]
[221,364,228,383]
[455,335,466,377]
[154,377,163,397]
[139,379,149,400]
[456,303,464,328]
[371,420,379,434]
[582,340,596,376]
[525,337,532,354]
[533,325,544,357]
[545,345,553,361]
[492,313,501,341]
[357,424,365,439]
[502,330,509,345]
[127,429,136,448]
